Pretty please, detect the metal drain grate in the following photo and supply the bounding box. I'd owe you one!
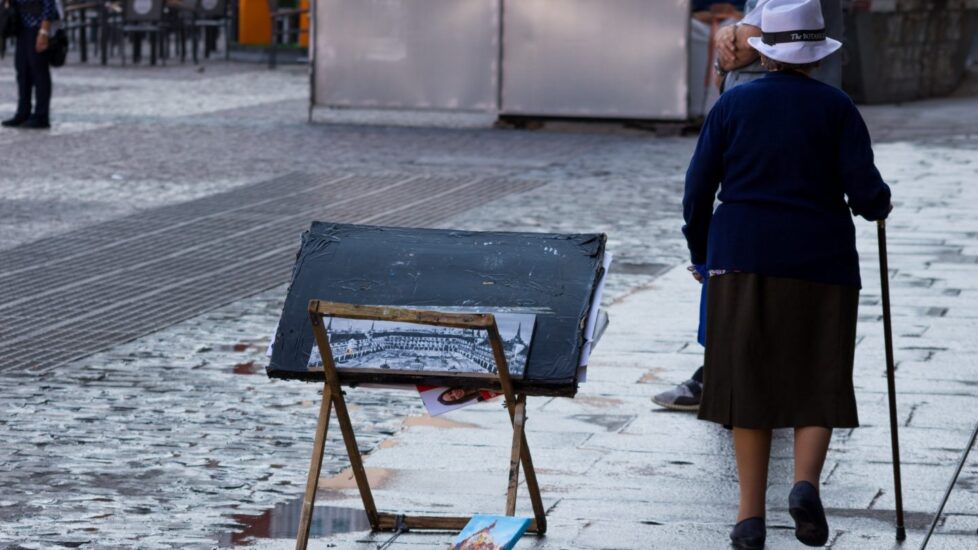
[0,172,541,374]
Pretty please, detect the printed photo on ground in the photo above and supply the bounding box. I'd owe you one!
[417,385,502,416]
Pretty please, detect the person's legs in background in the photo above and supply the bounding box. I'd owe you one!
[3,30,34,127]
[24,27,51,129]
[652,276,708,410]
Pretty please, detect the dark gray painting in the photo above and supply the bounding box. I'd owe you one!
[267,222,607,396]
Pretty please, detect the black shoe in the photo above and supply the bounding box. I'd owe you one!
[22,117,50,129]
[1,115,29,128]
[789,481,829,546]
[730,517,765,549]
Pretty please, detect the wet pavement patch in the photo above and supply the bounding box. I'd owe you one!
[232,361,262,375]
[575,396,625,408]
[639,368,666,383]
[612,262,671,276]
[824,507,934,530]
[217,498,371,546]
[220,341,269,354]
[569,414,636,432]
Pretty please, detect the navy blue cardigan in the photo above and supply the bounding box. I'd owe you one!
[682,71,891,288]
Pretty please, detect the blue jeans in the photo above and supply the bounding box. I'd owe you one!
[695,265,709,347]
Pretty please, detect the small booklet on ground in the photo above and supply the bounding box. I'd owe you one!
[451,514,532,550]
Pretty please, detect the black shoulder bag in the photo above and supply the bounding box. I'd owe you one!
[46,27,67,66]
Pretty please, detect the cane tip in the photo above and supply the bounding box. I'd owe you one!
[896,526,906,541]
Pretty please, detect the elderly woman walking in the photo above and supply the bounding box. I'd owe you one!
[2,0,58,129]
[682,0,892,548]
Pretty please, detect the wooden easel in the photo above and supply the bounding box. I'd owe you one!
[295,301,548,549]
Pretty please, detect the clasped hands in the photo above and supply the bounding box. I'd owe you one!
[714,23,762,85]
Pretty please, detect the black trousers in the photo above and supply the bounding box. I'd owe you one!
[14,27,51,120]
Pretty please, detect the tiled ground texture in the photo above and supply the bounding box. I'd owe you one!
[0,61,976,548]
[0,172,541,373]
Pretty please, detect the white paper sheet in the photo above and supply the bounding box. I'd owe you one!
[578,251,613,369]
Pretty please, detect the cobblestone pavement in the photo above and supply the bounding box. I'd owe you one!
[0,172,541,374]
[0,61,977,548]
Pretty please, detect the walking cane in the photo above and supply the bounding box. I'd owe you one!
[877,219,907,541]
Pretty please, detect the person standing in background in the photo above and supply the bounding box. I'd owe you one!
[715,0,843,91]
[2,0,58,129]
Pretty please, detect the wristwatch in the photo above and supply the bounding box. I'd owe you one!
[714,59,728,78]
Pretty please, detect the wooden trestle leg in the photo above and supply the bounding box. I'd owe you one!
[322,367,381,530]
[295,388,333,550]
[309,310,381,532]
[488,323,548,533]
[506,395,527,516]
[515,429,547,533]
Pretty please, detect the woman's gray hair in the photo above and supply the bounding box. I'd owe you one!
[760,55,821,74]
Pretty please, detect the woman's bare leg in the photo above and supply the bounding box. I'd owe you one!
[794,426,832,486]
[733,427,773,521]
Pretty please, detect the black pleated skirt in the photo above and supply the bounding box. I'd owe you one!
[697,272,860,429]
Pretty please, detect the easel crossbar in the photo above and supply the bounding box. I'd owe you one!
[294,301,548,550]
[309,300,496,329]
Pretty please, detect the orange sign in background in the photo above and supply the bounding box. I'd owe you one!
[237,0,309,47]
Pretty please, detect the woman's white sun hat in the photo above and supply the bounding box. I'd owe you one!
[747,0,842,65]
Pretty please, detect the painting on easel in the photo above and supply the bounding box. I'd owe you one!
[267,221,608,395]
[308,311,536,379]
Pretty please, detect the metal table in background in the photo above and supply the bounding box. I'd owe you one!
[310,0,692,122]
[499,0,689,121]
[311,0,500,112]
